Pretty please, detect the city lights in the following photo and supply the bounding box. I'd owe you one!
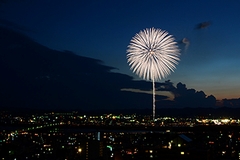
[1,111,240,159]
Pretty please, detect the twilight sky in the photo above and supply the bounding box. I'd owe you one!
[1,0,240,101]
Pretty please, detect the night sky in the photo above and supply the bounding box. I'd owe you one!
[1,0,240,110]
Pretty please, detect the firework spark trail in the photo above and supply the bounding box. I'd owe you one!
[127,28,180,120]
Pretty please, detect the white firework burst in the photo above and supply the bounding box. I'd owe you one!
[126,27,180,120]
[127,27,180,81]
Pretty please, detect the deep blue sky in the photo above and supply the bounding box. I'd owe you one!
[1,0,240,101]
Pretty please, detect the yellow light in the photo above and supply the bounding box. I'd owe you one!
[181,151,184,155]
[78,148,82,153]
[221,119,230,123]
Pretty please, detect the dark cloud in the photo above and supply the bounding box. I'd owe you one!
[195,21,211,30]
[0,26,154,111]
[0,26,218,112]
[0,19,33,32]
[156,81,216,108]
[222,98,240,108]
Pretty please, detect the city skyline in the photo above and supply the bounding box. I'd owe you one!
[1,0,240,110]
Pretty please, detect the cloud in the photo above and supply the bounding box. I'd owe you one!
[0,26,157,110]
[155,81,216,107]
[178,38,190,53]
[122,80,217,108]
[195,21,211,30]
[222,98,240,108]
[121,88,171,100]
[0,26,217,111]
[0,18,34,32]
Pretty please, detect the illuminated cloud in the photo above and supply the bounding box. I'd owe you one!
[121,88,174,100]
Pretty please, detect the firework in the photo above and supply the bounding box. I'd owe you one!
[127,27,180,120]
